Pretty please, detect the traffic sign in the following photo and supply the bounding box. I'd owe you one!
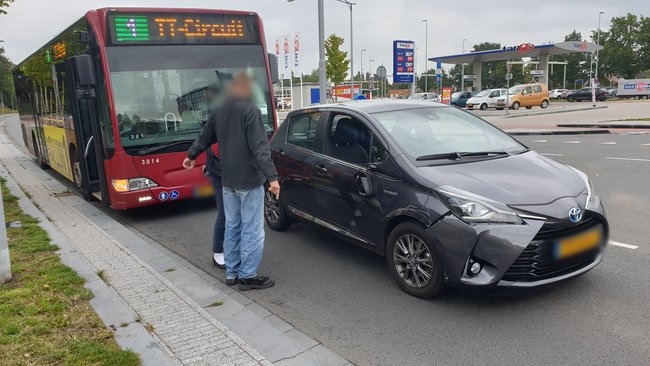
[505,73,513,80]
[376,65,387,79]
[506,63,513,73]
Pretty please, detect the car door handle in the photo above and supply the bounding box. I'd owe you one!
[277,148,285,156]
[314,165,328,176]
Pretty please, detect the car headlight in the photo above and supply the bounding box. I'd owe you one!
[568,166,598,209]
[111,177,159,192]
[435,186,523,225]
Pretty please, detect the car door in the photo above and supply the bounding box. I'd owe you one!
[520,86,534,106]
[274,110,323,216]
[487,90,501,107]
[310,111,385,246]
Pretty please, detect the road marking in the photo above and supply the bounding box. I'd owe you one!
[599,142,616,145]
[606,157,650,162]
[609,241,638,250]
[541,153,564,157]
[532,139,547,143]
[564,140,580,144]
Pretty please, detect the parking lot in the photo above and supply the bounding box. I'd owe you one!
[102,132,649,365]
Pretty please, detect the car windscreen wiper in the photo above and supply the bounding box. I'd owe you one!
[137,140,193,156]
[416,151,509,161]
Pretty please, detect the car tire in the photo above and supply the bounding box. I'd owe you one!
[541,100,549,109]
[480,103,488,111]
[512,102,520,110]
[386,222,446,299]
[264,190,291,231]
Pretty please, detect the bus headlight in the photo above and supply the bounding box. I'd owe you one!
[111,178,159,192]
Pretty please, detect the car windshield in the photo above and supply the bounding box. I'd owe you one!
[372,107,526,160]
[506,86,523,95]
[410,93,424,100]
[105,45,273,153]
[451,92,461,99]
[474,90,490,97]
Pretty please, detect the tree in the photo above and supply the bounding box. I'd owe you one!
[324,34,349,84]
[595,14,642,79]
[0,0,14,14]
[0,47,16,109]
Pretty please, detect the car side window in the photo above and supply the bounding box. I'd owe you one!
[327,113,377,165]
[489,91,499,97]
[533,85,542,93]
[523,86,533,95]
[287,112,321,151]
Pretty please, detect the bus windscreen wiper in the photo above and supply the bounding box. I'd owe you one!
[416,151,509,161]
[137,140,192,156]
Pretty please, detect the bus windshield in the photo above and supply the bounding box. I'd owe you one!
[105,45,272,153]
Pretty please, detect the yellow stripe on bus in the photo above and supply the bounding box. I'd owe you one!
[43,125,73,181]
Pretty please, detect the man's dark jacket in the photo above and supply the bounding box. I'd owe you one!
[187,98,278,190]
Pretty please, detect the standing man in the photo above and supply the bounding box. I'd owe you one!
[183,72,279,291]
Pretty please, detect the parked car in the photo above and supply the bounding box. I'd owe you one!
[566,88,608,102]
[549,89,568,99]
[561,89,576,98]
[450,91,474,107]
[466,89,508,110]
[265,100,607,299]
[605,87,617,98]
[410,92,440,102]
[496,83,550,110]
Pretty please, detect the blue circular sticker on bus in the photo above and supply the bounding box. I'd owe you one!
[159,191,169,201]
[170,190,180,200]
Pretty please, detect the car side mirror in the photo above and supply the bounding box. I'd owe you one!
[356,172,374,198]
[268,53,279,84]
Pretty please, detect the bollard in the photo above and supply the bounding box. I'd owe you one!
[0,181,12,283]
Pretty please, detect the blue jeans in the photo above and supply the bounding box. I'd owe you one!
[211,174,225,254]
[222,185,265,279]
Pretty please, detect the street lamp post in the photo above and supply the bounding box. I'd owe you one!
[335,0,356,99]
[460,38,467,92]
[422,20,428,93]
[592,11,605,107]
[361,48,367,81]
[369,58,374,99]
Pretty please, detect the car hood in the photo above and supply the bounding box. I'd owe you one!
[417,151,585,205]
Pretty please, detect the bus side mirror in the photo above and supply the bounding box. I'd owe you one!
[72,55,96,87]
[268,53,279,84]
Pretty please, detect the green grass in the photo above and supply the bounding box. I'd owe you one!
[0,179,140,365]
[616,117,650,122]
[206,300,224,308]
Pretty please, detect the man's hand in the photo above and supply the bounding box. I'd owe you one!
[183,158,196,170]
[268,180,280,199]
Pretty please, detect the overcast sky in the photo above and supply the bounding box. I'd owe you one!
[1,0,649,76]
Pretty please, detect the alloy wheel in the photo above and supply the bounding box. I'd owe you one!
[392,234,434,288]
[264,191,281,223]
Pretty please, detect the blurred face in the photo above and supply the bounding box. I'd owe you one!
[229,77,253,100]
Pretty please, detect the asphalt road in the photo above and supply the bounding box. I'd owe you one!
[3,115,649,365]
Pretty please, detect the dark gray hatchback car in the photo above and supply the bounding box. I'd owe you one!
[265,100,608,298]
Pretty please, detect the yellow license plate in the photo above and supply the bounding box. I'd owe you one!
[557,229,601,259]
[194,185,214,198]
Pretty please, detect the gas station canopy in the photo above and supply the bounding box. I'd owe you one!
[430,41,603,64]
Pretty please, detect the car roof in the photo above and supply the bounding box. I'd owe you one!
[297,100,450,114]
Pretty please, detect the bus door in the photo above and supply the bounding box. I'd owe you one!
[65,54,108,204]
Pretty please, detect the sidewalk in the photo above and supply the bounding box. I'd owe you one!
[0,119,350,366]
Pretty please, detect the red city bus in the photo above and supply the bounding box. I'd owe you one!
[12,8,279,209]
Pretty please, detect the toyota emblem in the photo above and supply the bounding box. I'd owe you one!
[568,207,583,223]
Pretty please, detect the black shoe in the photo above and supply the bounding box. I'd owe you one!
[226,277,239,286]
[212,254,225,270]
[238,276,275,291]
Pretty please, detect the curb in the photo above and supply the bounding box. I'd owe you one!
[500,105,608,119]
[557,123,650,129]
[507,129,611,136]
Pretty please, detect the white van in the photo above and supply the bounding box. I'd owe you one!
[466,89,507,110]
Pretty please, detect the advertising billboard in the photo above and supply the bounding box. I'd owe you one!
[393,40,414,83]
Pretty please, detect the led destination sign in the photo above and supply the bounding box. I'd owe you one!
[110,13,260,44]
